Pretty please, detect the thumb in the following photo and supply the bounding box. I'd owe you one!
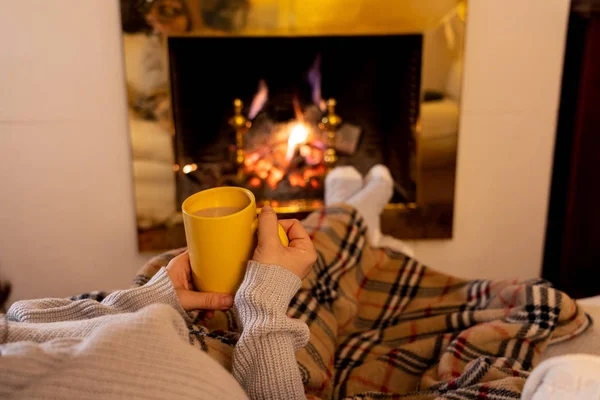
[257,206,280,247]
[177,290,234,311]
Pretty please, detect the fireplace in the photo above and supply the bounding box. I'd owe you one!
[169,35,421,210]
[120,0,465,250]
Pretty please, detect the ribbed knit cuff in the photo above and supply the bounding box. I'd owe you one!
[236,261,302,313]
[233,261,309,397]
[143,268,193,324]
[235,261,308,351]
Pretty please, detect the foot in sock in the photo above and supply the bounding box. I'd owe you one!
[347,164,393,246]
[324,166,363,206]
[325,164,415,256]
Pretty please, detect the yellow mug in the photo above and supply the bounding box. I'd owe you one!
[182,186,289,295]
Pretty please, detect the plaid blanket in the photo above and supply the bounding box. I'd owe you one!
[76,205,591,399]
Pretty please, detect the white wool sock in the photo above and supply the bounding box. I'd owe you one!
[347,164,393,246]
[324,166,363,206]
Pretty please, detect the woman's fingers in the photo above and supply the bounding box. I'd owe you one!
[170,247,188,256]
[257,206,281,247]
[278,219,312,249]
[177,290,234,311]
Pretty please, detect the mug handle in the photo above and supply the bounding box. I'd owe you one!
[251,219,290,247]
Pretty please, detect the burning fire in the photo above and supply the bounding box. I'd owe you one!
[286,123,309,162]
[241,68,328,191]
[243,118,324,190]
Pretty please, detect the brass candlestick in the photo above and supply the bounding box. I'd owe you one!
[228,99,251,167]
[320,98,342,170]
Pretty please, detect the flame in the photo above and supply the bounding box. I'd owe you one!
[248,79,268,120]
[293,96,304,121]
[307,54,326,112]
[286,123,309,161]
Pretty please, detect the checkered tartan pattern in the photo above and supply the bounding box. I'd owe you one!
[79,205,591,399]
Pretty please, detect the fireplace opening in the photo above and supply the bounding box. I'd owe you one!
[169,35,422,208]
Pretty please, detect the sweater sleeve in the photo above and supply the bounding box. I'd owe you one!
[233,261,310,400]
[7,268,192,324]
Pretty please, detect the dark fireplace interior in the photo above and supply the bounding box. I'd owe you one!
[168,35,422,207]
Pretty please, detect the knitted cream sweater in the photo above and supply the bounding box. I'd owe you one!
[0,262,309,400]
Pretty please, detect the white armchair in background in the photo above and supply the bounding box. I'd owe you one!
[123,34,177,229]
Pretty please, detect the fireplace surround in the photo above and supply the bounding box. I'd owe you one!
[119,0,465,251]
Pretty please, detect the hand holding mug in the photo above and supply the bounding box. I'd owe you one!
[182,187,290,295]
[253,206,317,279]
[166,251,234,315]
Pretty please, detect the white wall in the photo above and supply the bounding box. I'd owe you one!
[0,0,569,302]
[0,0,150,303]
[413,1,570,280]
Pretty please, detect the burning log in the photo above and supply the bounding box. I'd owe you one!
[303,164,326,181]
[288,172,307,188]
[244,151,261,168]
[266,167,285,189]
[271,146,288,168]
[304,146,324,166]
[254,159,271,179]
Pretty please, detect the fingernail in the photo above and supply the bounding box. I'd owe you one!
[221,295,234,308]
[262,205,273,212]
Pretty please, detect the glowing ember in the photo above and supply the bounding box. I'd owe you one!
[303,164,326,181]
[255,159,271,179]
[286,123,310,162]
[249,177,262,188]
[244,152,261,167]
[266,167,285,189]
[288,172,307,188]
